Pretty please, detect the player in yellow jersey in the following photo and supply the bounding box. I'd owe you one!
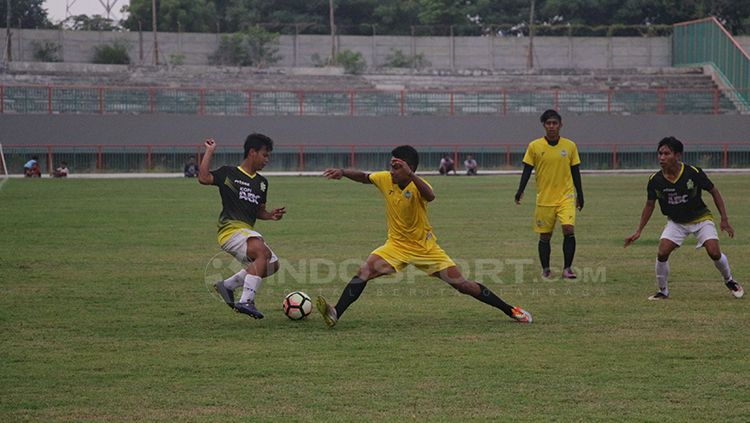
[316,145,532,327]
[515,110,584,279]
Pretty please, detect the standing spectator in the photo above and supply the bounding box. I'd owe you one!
[24,156,41,178]
[52,161,69,178]
[464,155,478,176]
[438,154,456,175]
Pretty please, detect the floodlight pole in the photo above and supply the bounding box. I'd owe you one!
[152,0,159,65]
[527,0,535,69]
[329,0,336,65]
[5,0,11,62]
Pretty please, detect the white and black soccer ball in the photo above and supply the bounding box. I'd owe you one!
[282,291,312,320]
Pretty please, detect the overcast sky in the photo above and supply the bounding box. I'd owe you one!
[44,0,129,23]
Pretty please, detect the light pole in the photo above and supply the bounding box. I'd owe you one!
[329,0,336,65]
[5,0,11,62]
[152,0,159,65]
[527,0,535,69]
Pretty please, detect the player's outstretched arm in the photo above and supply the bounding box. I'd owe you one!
[258,204,286,221]
[323,168,371,184]
[624,199,656,247]
[708,187,734,238]
[198,138,216,185]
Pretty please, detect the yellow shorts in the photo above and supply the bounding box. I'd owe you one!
[534,199,576,233]
[371,240,456,275]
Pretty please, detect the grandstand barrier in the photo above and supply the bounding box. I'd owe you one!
[0,85,744,116]
[673,17,750,110]
[3,144,750,174]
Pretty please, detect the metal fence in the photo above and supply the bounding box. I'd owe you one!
[4,143,750,174]
[673,17,750,108]
[0,85,743,116]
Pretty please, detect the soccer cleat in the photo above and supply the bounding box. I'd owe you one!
[562,268,577,279]
[234,301,264,319]
[541,269,552,279]
[213,281,235,308]
[648,292,669,301]
[510,306,533,323]
[316,296,338,328]
[726,280,744,299]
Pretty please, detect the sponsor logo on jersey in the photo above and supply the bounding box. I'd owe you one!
[561,150,567,157]
[239,187,261,204]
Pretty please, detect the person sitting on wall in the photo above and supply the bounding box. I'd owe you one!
[464,155,478,176]
[52,161,69,178]
[24,156,41,178]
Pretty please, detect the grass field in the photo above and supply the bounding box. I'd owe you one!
[1,174,749,421]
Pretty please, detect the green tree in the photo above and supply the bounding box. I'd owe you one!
[0,0,51,28]
[209,26,281,67]
[122,0,217,32]
[62,14,120,31]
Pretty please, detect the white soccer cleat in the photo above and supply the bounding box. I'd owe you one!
[726,280,744,299]
[510,306,532,323]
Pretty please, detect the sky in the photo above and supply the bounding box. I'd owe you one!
[44,0,129,23]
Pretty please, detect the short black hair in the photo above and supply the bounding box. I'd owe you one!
[540,109,562,123]
[244,133,274,158]
[392,145,419,172]
[31,155,39,160]
[658,136,683,154]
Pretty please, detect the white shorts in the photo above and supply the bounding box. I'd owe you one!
[660,220,718,249]
[220,228,279,266]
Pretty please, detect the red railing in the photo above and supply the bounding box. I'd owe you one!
[3,142,748,172]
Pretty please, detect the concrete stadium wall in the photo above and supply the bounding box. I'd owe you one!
[0,28,687,69]
[1,114,748,147]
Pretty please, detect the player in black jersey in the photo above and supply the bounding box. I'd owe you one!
[199,134,286,318]
[624,137,743,300]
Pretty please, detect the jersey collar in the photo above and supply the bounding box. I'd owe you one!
[663,162,684,184]
[237,166,257,178]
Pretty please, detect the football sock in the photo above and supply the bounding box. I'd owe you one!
[563,234,576,269]
[713,253,733,282]
[655,259,669,296]
[239,274,263,303]
[223,269,247,291]
[538,239,551,271]
[335,276,367,318]
[474,283,514,316]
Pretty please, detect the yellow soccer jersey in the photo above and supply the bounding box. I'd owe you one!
[522,137,581,206]
[368,171,436,247]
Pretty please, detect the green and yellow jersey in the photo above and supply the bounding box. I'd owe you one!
[522,137,581,206]
[647,163,714,224]
[210,166,268,244]
[368,171,436,249]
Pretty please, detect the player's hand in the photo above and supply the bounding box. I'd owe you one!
[514,191,524,205]
[720,219,734,238]
[391,158,413,178]
[624,231,641,248]
[323,168,343,179]
[204,138,217,152]
[577,195,584,211]
[269,207,286,220]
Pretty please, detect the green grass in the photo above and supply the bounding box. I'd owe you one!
[1,174,749,421]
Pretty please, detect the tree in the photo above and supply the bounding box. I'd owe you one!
[0,0,52,28]
[62,14,120,31]
[122,0,217,32]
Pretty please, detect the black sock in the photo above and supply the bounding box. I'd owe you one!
[563,234,576,269]
[334,276,367,319]
[538,239,551,270]
[474,283,514,316]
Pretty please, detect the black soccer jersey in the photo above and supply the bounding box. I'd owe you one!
[210,166,268,241]
[647,163,714,223]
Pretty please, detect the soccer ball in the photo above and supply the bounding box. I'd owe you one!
[283,291,313,320]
